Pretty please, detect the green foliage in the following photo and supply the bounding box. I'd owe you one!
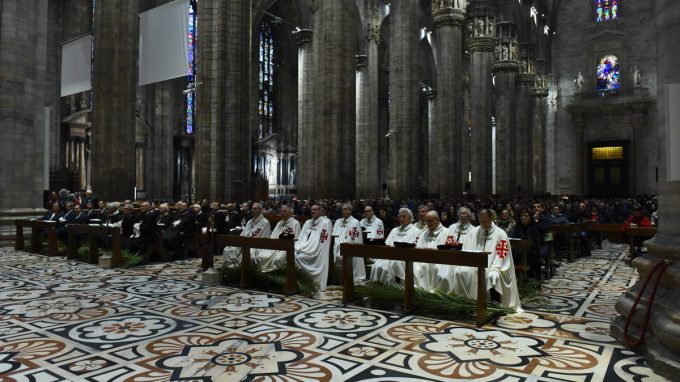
[355,281,516,319]
[77,245,105,261]
[121,249,144,268]
[220,260,319,296]
[518,278,547,304]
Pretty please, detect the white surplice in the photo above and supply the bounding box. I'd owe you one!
[432,222,475,291]
[255,218,302,272]
[413,223,449,291]
[457,223,521,310]
[295,216,333,290]
[360,216,385,239]
[222,215,271,264]
[332,216,365,281]
[370,223,421,283]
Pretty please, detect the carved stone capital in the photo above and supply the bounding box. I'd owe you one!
[432,0,466,13]
[492,60,520,73]
[294,29,313,45]
[466,36,495,52]
[433,8,465,28]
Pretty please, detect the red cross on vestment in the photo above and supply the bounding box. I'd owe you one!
[496,239,510,259]
[348,227,359,239]
[446,235,457,246]
[320,229,328,243]
[252,228,261,237]
[377,227,384,236]
[284,228,294,235]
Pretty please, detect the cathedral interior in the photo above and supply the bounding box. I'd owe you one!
[1,0,680,381]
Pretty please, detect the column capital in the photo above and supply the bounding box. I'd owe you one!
[432,0,467,13]
[367,19,381,42]
[518,73,535,86]
[433,8,465,28]
[467,36,496,52]
[356,54,368,69]
[294,29,313,45]
[492,61,520,72]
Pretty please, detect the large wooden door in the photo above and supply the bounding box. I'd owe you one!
[587,142,629,196]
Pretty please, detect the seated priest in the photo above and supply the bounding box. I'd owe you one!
[432,207,476,292]
[413,211,450,291]
[414,205,430,231]
[222,202,271,264]
[457,209,521,310]
[294,204,333,290]
[360,206,385,241]
[254,205,302,272]
[332,203,365,282]
[129,202,160,255]
[370,207,421,283]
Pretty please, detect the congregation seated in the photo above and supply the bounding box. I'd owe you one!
[253,204,302,272]
[294,204,333,290]
[370,207,420,283]
[332,204,365,281]
[510,209,544,279]
[223,202,271,264]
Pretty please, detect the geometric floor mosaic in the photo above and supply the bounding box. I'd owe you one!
[0,243,669,381]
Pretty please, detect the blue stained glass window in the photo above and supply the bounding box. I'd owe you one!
[258,21,275,138]
[596,0,618,22]
[596,55,620,91]
[186,0,197,134]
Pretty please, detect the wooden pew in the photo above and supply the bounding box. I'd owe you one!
[340,243,490,327]
[509,238,532,281]
[582,222,627,244]
[14,219,59,256]
[626,226,657,257]
[214,235,297,294]
[66,225,122,268]
[549,224,581,262]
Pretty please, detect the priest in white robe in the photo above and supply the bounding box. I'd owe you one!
[332,204,365,281]
[360,206,385,239]
[413,211,449,291]
[255,205,302,272]
[295,205,333,290]
[457,209,521,310]
[223,203,271,264]
[370,208,421,283]
[414,205,430,231]
[432,207,475,291]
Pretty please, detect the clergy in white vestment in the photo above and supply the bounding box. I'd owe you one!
[370,208,421,283]
[457,209,521,310]
[413,211,450,291]
[223,203,271,264]
[255,205,302,272]
[295,205,333,290]
[413,205,430,232]
[433,207,475,291]
[360,206,385,239]
[332,204,365,281]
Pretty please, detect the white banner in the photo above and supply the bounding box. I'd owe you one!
[138,0,190,86]
[60,35,92,97]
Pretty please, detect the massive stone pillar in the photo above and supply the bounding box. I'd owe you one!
[310,1,356,198]
[355,4,381,198]
[492,22,518,196]
[611,1,680,378]
[296,29,315,197]
[0,0,49,209]
[466,1,495,196]
[430,0,466,197]
[531,60,549,194]
[388,0,421,198]
[515,43,535,195]
[91,0,139,202]
[195,0,251,202]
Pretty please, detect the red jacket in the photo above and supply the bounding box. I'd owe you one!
[622,215,652,230]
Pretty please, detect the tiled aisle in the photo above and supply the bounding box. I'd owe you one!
[0,244,668,381]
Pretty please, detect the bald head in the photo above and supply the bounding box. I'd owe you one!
[424,210,440,231]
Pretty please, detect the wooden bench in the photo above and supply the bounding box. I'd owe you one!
[14,219,59,256]
[66,224,122,267]
[549,224,581,262]
[582,222,627,244]
[214,235,297,294]
[340,243,490,327]
[509,238,532,281]
[626,226,657,257]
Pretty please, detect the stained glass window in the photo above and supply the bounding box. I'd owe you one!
[596,0,618,22]
[186,0,197,134]
[259,20,275,138]
[596,55,620,91]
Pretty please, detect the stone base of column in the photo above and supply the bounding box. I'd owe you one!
[0,208,46,248]
[611,181,680,381]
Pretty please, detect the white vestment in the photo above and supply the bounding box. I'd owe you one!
[370,223,421,283]
[432,222,474,292]
[255,218,302,272]
[332,216,365,281]
[457,223,521,310]
[295,217,333,290]
[360,216,385,239]
[413,224,449,291]
[222,215,271,264]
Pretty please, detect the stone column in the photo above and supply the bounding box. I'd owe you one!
[91,0,138,201]
[515,43,535,195]
[430,0,466,197]
[355,7,381,199]
[466,1,495,196]
[426,89,437,189]
[295,29,315,197]
[492,21,518,196]
[531,64,549,194]
[611,0,680,378]
[388,0,421,198]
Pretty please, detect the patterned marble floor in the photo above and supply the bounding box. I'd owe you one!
[0,243,669,381]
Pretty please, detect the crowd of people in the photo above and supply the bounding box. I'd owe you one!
[39,188,658,310]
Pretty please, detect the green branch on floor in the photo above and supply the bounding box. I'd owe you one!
[221,261,319,296]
